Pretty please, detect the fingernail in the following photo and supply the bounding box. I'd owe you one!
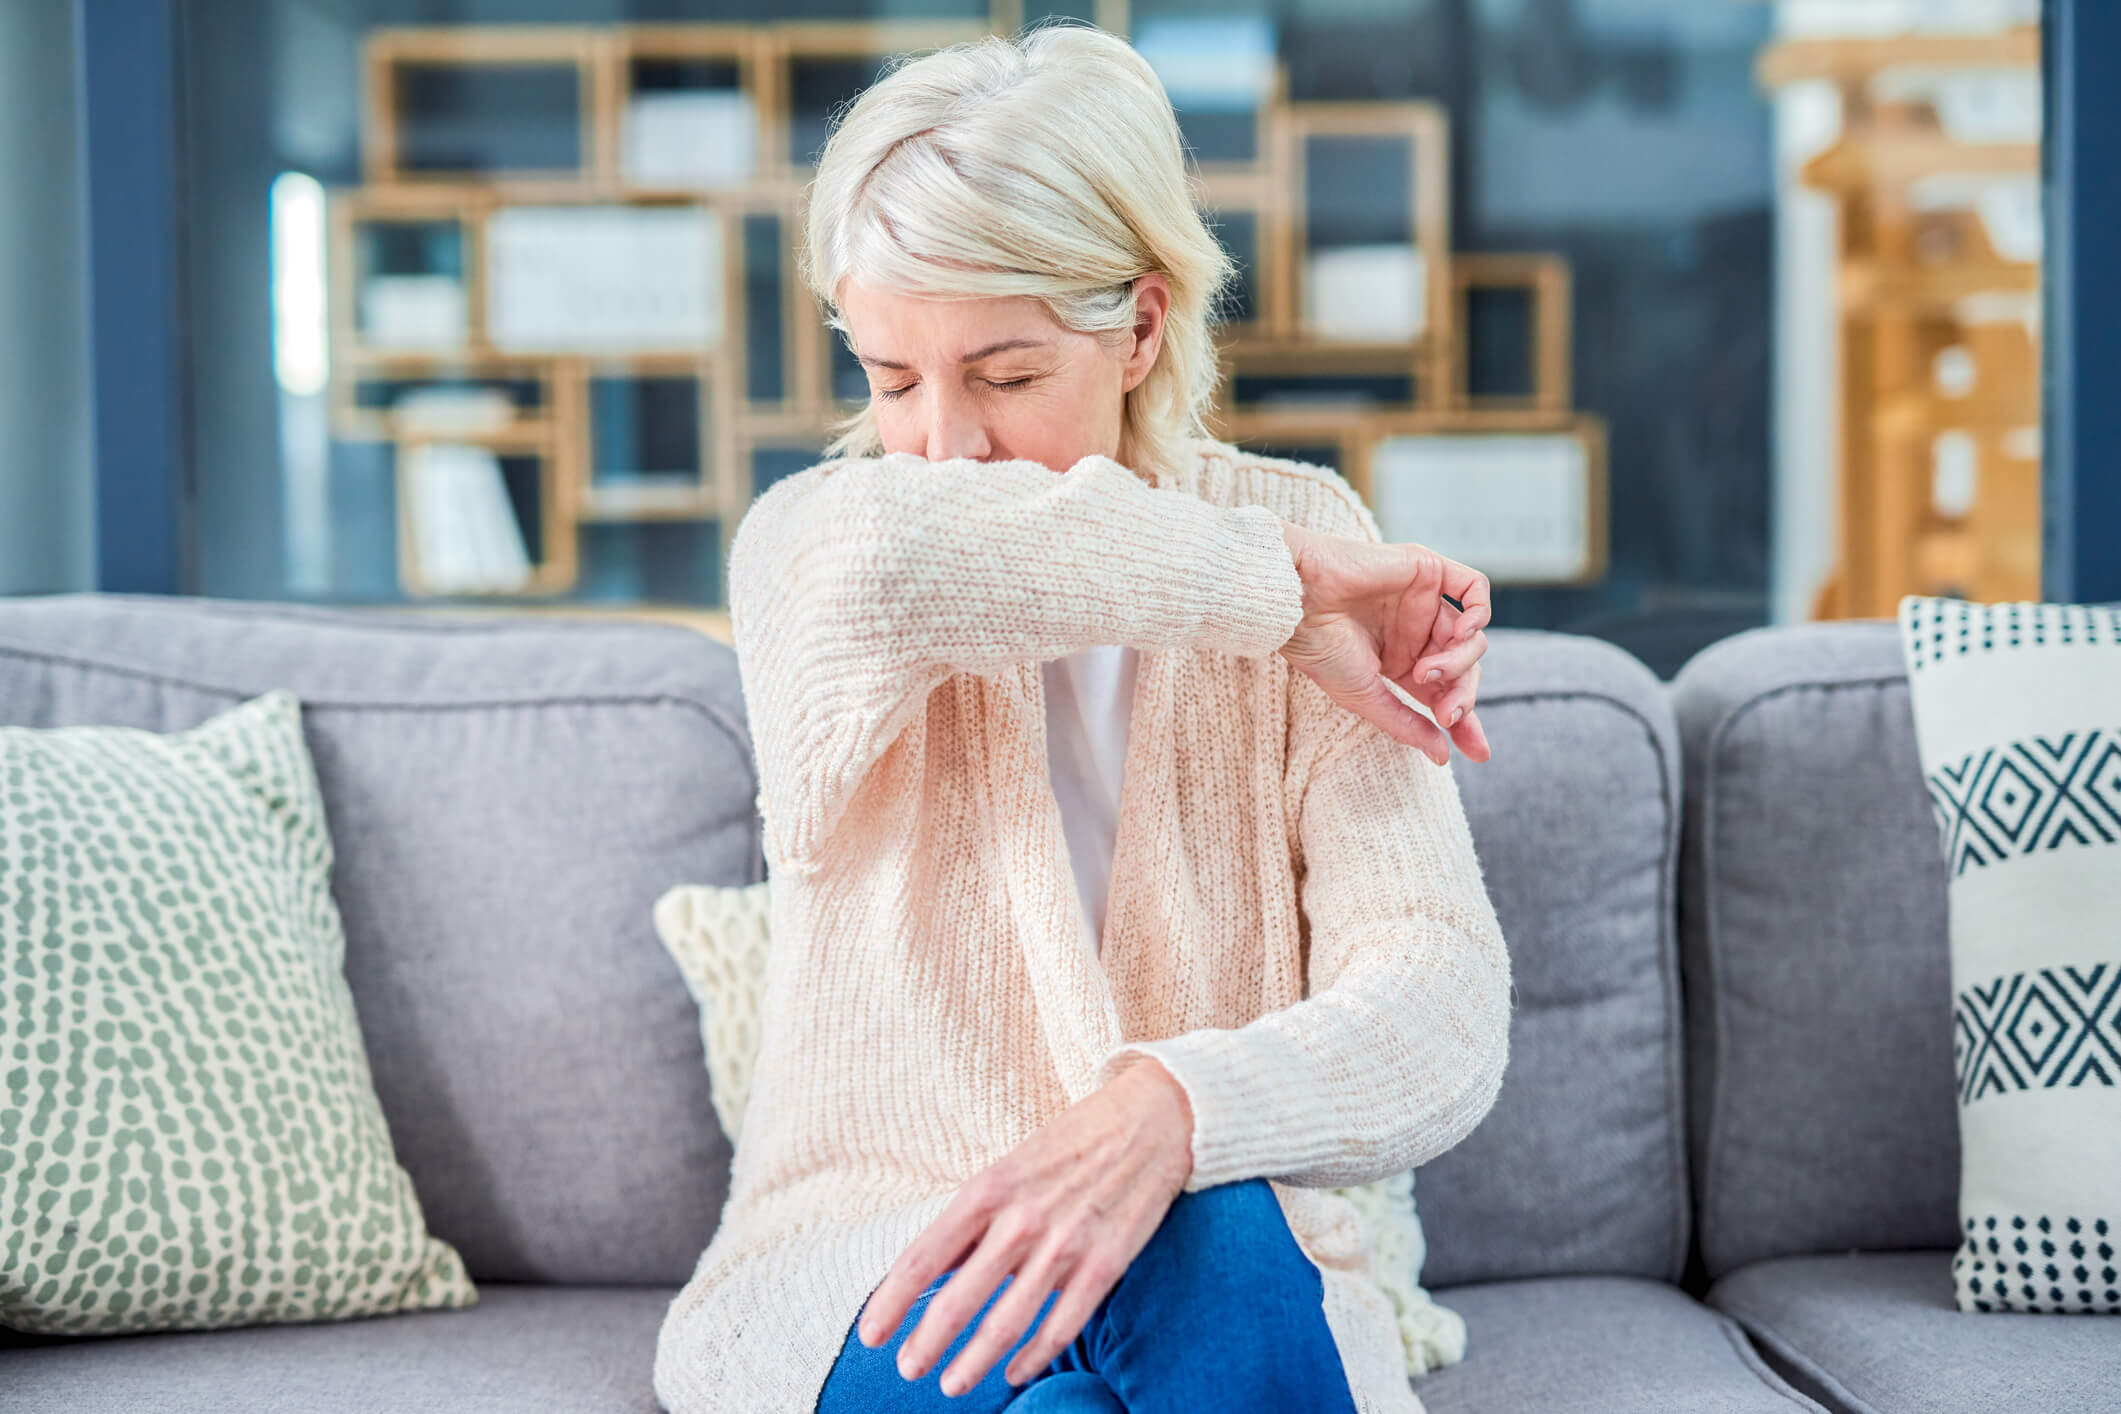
[1425,668,1441,683]
[1450,706,1463,726]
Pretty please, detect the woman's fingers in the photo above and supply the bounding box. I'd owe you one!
[858,1181,994,1349]
[1428,659,1484,729]
[1003,1260,1120,1384]
[936,1233,1082,1394]
[1411,628,1487,689]
[1433,665,1489,761]
[1437,556,1493,638]
[1453,706,1491,762]
[899,1223,1023,1386]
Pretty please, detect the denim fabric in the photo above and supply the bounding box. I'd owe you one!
[814,1178,1361,1413]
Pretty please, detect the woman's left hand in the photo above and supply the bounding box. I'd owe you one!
[1278,522,1493,766]
[855,1054,1195,1394]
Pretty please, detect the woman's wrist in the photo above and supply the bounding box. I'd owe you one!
[1109,1051,1195,1186]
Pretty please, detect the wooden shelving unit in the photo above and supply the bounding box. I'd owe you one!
[332,12,1609,600]
[1760,25,2042,618]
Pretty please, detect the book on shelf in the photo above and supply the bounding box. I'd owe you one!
[406,443,533,593]
[361,275,468,349]
[485,204,723,353]
[1304,245,1427,342]
[622,90,758,189]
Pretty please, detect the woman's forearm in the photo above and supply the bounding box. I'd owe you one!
[729,451,1305,874]
[1094,717,1514,1190]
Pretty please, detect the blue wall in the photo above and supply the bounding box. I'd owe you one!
[2044,0,2121,603]
[0,0,94,595]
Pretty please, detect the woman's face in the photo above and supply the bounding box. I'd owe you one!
[836,274,1171,472]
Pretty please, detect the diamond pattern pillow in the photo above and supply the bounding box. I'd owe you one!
[1898,596,2121,1315]
[0,689,476,1335]
[651,880,1470,1372]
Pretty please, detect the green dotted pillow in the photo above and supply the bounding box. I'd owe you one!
[0,689,476,1335]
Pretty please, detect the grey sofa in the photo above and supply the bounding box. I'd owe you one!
[0,592,2114,1413]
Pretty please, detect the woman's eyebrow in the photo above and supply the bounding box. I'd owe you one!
[852,338,1050,371]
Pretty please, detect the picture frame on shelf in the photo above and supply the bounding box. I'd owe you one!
[1273,101,1452,354]
[1451,253,1573,414]
[394,427,577,598]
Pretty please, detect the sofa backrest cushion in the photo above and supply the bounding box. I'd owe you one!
[0,596,1689,1290]
[0,593,757,1286]
[1418,629,1687,1287]
[1671,622,1960,1282]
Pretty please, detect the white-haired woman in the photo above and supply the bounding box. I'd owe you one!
[653,22,1513,1414]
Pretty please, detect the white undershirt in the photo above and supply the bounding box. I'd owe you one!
[1040,643,1139,956]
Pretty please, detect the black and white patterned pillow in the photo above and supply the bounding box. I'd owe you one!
[1899,597,2121,1315]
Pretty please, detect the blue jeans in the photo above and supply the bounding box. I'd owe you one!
[814,1177,1362,1413]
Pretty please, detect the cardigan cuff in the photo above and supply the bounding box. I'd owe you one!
[1194,503,1306,661]
[1099,1029,1348,1192]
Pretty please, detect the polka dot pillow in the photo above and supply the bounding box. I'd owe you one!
[0,690,476,1335]
[652,880,1470,1373]
[1897,597,2121,1314]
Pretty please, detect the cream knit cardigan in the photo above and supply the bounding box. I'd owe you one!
[652,437,1515,1414]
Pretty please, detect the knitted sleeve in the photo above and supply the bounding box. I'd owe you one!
[1101,717,1514,1190]
[727,450,1306,876]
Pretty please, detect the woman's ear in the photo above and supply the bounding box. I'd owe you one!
[1120,273,1173,394]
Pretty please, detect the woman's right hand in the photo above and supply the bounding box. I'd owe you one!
[1277,522,1493,766]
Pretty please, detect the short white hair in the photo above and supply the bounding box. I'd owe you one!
[799,22,1234,481]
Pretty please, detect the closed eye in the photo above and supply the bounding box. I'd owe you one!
[873,375,1034,401]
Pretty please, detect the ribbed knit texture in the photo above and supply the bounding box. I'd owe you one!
[652,439,1514,1414]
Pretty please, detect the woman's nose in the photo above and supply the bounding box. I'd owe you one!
[921,391,992,462]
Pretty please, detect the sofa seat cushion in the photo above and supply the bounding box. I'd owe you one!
[0,1284,672,1412]
[2,1277,1827,1414]
[1708,1250,2121,1414]
[1412,1275,1826,1412]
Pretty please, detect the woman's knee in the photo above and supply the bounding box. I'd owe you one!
[1135,1177,1322,1297]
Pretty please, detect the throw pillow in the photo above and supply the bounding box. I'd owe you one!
[1898,596,2121,1315]
[0,689,477,1335]
[652,880,1468,1371]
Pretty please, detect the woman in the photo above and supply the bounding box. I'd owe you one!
[653,23,1513,1414]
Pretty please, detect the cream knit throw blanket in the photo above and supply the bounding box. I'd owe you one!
[654,880,1470,1376]
[651,442,1514,1414]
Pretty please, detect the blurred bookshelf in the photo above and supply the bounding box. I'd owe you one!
[1760,24,2042,619]
[329,8,1609,612]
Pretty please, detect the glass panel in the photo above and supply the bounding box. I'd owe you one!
[829,333,867,405]
[352,376,542,417]
[578,521,722,604]
[1203,209,1260,326]
[753,445,822,501]
[396,63,581,176]
[1243,441,1343,473]
[789,58,886,168]
[1304,135,1413,250]
[743,213,785,404]
[167,0,2040,665]
[589,373,703,502]
[1465,285,1534,402]
[1231,370,1417,409]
